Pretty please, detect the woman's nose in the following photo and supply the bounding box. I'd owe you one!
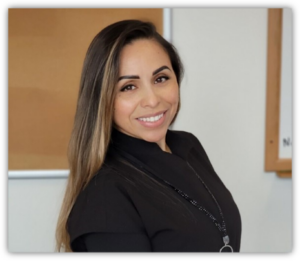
[140,86,160,108]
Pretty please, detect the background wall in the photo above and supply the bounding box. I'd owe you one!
[8,8,292,252]
[171,8,292,252]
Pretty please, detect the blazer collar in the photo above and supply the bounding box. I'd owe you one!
[110,127,194,162]
[109,128,213,206]
[109,128,197,186]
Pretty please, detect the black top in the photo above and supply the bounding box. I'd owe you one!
[68,128,242,252]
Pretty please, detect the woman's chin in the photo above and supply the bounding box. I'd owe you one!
[139,130,167,144]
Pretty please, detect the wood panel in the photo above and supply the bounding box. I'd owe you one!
[9,8,163,170]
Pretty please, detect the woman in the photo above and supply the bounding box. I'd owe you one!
[56,19,241,252]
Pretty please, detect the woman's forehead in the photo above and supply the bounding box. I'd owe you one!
[118,39,171,75]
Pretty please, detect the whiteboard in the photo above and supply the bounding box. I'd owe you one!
[264,8,291,175]
[279,8,292,159]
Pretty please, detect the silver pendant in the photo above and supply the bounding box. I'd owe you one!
[219,235,234,252]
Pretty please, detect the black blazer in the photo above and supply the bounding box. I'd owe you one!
[68,128,242,252]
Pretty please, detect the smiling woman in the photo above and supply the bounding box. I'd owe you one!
[114,39,179,149]
[56,20,241,252]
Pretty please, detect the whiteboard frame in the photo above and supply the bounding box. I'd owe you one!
[265,8,292,178]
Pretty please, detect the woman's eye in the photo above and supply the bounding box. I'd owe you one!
[121,85,136,92]
[155,76,169,84]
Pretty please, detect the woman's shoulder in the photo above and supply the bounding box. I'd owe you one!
[169,129,213,165]
[68,163,144,244]
[168,129,202,146]
[72,162,135,206]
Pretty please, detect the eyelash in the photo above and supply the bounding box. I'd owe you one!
[120,76,170,92]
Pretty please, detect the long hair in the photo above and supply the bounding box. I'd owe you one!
[55,19,184,252]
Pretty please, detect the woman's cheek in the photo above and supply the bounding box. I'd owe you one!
[114,97,135,120]
[167,85,179,105]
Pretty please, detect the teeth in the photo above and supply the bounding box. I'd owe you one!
[138,113,164,122]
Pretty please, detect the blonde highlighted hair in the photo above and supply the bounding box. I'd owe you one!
[55,20,184,252]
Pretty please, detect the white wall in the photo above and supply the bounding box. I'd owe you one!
[8,8,292,253]
[171,8,292,252]
[8,178,67,252]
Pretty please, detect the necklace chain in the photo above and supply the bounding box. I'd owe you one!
[186,162,228,236]
[168,162,233,251]
[114,146,233,252]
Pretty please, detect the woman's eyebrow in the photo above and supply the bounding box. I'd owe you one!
[118,75,139,81]
[118,65,171,82]
[152,65,171,75]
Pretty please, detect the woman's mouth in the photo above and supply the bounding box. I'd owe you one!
[136,110,167,127]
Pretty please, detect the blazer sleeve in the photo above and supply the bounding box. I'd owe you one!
[67,166,150,251]
[80,232,152,252]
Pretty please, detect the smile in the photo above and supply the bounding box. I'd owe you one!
[137,113,164,122]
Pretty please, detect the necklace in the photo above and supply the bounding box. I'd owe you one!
[114,147,233,252]
[183,162,233,252]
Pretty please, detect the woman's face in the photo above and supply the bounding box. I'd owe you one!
[113,39,179,148]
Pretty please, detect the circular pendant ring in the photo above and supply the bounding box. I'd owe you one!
[220,244,234,252]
